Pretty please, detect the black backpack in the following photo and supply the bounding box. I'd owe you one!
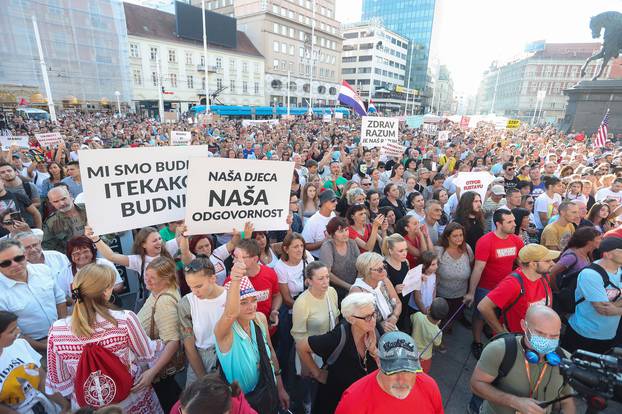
[554,262,617,316]
[501,272,550,328]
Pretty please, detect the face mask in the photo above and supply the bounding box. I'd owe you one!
[527,328,559,355]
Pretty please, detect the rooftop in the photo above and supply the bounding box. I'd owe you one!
[123,2,263,58]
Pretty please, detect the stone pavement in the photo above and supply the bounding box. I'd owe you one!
[427,320,622,413]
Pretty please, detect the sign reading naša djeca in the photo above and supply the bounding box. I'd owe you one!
[79,146,212,235]
[185,158,294,234]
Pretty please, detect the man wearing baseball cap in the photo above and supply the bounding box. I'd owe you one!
[335,331,443,413]
[478,244,557,335]
[562,236,622,354]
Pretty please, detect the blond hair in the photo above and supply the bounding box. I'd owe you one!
[71,264,117,338]
[145,256,178,290]
[355,251,385,279]
[381,233,406,256]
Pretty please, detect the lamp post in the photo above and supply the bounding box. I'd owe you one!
[114,90,121,116]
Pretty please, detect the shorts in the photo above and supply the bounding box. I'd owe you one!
[472,287,491,320]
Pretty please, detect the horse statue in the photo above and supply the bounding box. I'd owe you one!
[580,11,622,80]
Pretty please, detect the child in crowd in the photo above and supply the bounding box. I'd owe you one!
[410,251,439,314]
[411,297,449,373]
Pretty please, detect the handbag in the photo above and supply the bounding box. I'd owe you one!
[149,292,186,382]
[244,319,279,414]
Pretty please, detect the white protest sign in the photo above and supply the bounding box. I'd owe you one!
[438,130,450,142]
[185,158,294,234]
[322,114,331,122]
[360,116,399,149]
[335,112,343,119]
[401,265,423,297]
[35,132,62,147]
[381,142,405,157]
[241,119,279,127]
[79,146,211,235]
[453,171,495,201]
[0,135,29,150]
[170,131,191,146]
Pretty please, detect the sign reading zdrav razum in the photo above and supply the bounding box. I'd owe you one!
[79,146,211,235]
[185,158,295,234]
[360,116,399,149]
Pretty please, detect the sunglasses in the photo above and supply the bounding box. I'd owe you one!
[0,255,26,268]
[352,313,376,322]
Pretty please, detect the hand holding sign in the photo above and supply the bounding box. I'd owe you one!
[401,265,423,297]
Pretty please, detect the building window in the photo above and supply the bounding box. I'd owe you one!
[254,62,260,73]
[273,41,279,52]
[242,62,248,73]
[243,81,248,93]
[130,43,139,58]
[185,52,192,65]
[187,75,194,89]
[273,23,279,33]
[133,69,142,85]
[280,60,286,70]
[170,73,177,87]
[152,71,158,86]
[271,79,282,90]
[230,58,236,71]
[289,27,294,38]
[281,25,286,35]
[150,47,158,61]
[230,79,236,93]
[289,45,294,55]
[217,78,223,89]
[168,49,176,63]
[254,82,259,94]
[281,42,287,53]
[216,57,222,68]
[273,59,279,69]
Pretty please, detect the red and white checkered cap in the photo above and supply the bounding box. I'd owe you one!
[224,276,261,300]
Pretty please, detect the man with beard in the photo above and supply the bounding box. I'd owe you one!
[42,186,87,252]
[335,331,443,413]
[477,244,557,334]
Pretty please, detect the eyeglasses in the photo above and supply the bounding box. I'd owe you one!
[371,266,386,273]
[361,182,371,186]
[352,313,376,322]
[0,255,26,268]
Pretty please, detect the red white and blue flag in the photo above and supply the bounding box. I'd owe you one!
[338,81,367,116]
[594,109,609,148]
[367,98,377,113]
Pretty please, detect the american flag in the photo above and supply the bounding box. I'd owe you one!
[594,109,610,148]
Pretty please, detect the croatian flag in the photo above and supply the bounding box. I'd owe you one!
[368,98,377,113]
[338,81,367,116]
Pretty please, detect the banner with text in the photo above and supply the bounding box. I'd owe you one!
[35,132,62,147]
[185,158,294,234]
[170,131,191,146]
[79,146,211,235]
[453,171,495,201]
[360,116,399,149]
[0,135,29,150]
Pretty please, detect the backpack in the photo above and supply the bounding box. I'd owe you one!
[554,262,616,316]
[500,272,550,329]
[74,342,132,408]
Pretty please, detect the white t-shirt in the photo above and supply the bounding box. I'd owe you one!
[595,187,622,203]
[57,257,123,298]
[533,192,562,229]
[0,338,60,413]
[43,249,71,285]
[187,290,227,349]
[301,211,335,256]
[127,238,179,273]
[275,251,315,298]
[410,272,437,312]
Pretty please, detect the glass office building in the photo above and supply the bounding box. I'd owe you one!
[0,0,132,107]
[362,0,443,107]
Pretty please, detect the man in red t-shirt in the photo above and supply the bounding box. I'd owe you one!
[464,209,524,359]
[223,239,281,333]
[335,331,443,414]
[478,244,557,334]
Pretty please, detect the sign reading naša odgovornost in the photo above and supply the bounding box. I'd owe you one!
[360,116,399,149]
[185,158,294,234]
[79,146,211,235]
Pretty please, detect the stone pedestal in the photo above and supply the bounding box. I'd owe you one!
[561,80,622,133]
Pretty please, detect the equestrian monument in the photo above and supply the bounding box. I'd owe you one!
[561,11,622,134]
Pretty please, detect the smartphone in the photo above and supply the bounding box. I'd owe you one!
[9,212,23,222]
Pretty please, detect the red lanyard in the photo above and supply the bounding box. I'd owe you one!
[524,360,548,398]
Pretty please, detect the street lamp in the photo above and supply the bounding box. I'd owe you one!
[114,90,121,116]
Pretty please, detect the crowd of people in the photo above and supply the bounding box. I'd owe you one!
[0,110,621,414]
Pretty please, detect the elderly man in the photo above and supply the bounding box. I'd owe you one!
[335,331,443,413]
[471,305,575,414]
[0,239,66,352]
[16,231,70,284]
[42,186,87,252]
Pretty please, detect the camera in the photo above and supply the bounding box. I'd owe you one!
[559,348,622,412]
